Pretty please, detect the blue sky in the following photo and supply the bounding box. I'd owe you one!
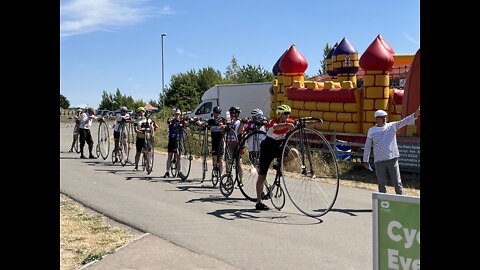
[60,0,420,109]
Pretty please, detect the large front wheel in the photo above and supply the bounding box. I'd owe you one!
[145,133,155,175]
[97,121,110,160]
[118,124,129,166]
[280,128,339,217]
[201,134,208,183]
[177,128,192,181]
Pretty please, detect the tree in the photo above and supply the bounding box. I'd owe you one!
[164,69,200,112]
[132,100,146,110]
[197,67,223,91]
[98,88,144,111]
[318,43,332,75]
[224,55,240,83]
[159,57,273,112]
[60,94,70,109]
[236,64,274,83]
[98,91,114,110]
[163,67,223,112]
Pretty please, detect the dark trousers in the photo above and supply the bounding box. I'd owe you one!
[79,128,94,155]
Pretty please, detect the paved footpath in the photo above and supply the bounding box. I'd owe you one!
[61,122,374,270]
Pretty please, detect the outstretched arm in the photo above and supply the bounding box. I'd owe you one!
[414,106,420,119]
[272,122,295,131]
[394,106,420,130]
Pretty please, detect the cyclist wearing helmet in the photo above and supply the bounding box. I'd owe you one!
[112,106,131,163]
[255,104,298,210]
[133,107,158,171]
[243,108,267,133]
[242,108,267,162]
[69,109,83,152]
[227,106,245,181]
[197,106,227,175]
[163,108,183,178]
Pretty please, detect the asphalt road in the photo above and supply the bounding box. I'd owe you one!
[60,122,374,270]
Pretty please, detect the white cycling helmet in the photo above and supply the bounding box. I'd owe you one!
[374,110,388,118]
[172,108,181,115]
[250,108,263,118]
[76,108,83,113]
[120,106,128,112]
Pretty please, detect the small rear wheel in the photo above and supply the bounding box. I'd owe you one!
[219,174,234,197]
[211,166,220,187]
[269,180,285,210]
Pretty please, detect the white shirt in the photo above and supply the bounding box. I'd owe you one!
[363,113,416,163]
[227,119,241,142]
[113,113,130,131]
[134,117,152,138]
[79,112,93,129]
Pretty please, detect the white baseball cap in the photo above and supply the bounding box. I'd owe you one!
[374,110,388,118]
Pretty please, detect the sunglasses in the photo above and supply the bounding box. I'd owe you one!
[283,112,290,115]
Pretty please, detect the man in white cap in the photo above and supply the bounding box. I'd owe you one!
[363,106,420,194]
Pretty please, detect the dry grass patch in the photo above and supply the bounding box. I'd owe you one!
[60,194,138,270]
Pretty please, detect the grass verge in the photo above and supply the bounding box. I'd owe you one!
[60,194,140,270]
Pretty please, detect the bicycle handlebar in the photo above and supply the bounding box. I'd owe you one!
[295,117,323,126]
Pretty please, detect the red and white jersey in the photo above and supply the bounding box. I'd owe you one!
[266,118,295,140]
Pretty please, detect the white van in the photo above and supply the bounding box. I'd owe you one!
[187,82,272,120]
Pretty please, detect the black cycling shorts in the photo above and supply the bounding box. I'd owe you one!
[167,139,178,153]
[258,137,284,176]
[211,132,224,157]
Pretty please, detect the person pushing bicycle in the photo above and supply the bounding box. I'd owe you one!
[196,106,227,177]
[133,107,158,171]
[112,106,131,163]
[242,108,268,163]
[255,104,299,210]
[163,108,184,178]
[69,108,83,152]
[225,106,245,183]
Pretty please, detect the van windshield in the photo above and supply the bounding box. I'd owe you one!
[195,102,212,115]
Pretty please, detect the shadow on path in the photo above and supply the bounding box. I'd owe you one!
[328,208,372,217]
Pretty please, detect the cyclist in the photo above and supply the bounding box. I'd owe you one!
[243,108,267,133]
[255,104,299,210]
[196,106,227,176]
[133,107,158,171]
[227,106,245,183]
[68,108,82,152]
[163,108,183,178]
[78,107,102,159]
[112,106,131,163]
[242,108,268,168]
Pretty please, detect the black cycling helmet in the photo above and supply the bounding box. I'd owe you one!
[213,106,222,113]
[228,106,241,114]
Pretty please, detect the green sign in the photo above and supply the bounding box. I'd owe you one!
[373,193,420,270]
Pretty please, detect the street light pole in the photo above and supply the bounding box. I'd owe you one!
[161,33,167,119]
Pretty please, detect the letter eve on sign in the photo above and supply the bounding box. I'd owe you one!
[387,221,420,248]
[388,249,420,270]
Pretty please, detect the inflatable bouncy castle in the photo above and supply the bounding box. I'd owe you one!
[270,35,420,142]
